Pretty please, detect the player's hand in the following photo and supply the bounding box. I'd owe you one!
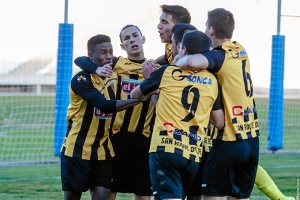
[96,63,113,78]
[140,89,160,102]
[151,89,160,106]
[142,61,157,79]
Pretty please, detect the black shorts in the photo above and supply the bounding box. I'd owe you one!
[202,137,259,198]
[149,152,199,200]
[60,154,113,192]
[186,150,208,197]
[110,131,152,196]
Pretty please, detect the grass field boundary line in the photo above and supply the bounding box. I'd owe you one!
[1,150,300,166]
[249,195,269,199]
[261,164,300,169]
[0,176,60,182]
[260,150,300,154]
[0,159,60,167]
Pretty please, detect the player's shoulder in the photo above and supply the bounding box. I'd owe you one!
[156,64,172,71]
[195,69,218,85]
[70,71,93,90]
[72,70,91,81]
[114,56,130,71]
[198,69,215,76]
[71,70,103,85]
[114,56,125,65]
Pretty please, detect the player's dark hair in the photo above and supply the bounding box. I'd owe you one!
[160,5,191,24]
[87,34,111,53]
[172,23,197,44]
[207,8,235,39]
[181,30,211,55]
[119,24,143,42]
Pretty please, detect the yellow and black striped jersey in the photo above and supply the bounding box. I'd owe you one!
[111,57,159,137]
[61,71,117,160]
[140,65,219,162]
[165,42,173,64]
[204,41,259,141]
[73,56,160,137]
[203,123,219,153]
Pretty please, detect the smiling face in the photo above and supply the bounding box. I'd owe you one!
[157,12,176,44]
[119,26,145,59]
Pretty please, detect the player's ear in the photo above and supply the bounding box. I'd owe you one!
[142,35,146,44]
[209,26,215,36]
[183,46,188,55]
[176,42,181,53]
[88,52,93,59]
[120,43,125,50]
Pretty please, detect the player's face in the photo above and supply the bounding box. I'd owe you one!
[205,21,214,48]
[178,42,186,57]
[205,21,211,39]
[120,26,145,57]
[157,12,175,43]
[89,42,113,66]
[171,34,179,57]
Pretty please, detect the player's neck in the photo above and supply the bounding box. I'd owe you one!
[212,38,230,48]
[127,52,145,61]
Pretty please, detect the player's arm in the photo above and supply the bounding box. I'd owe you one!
[209,83,224,130]
[174,54,209,70]
[210,109,224,130]
[155,54,168,65]
[131,65,166,100]
[130,85,144,101]
[74,56,114,77]
[89,93,142,113]
[130,86,158,101]
[130,79,159,101]
[72,72,142,113]
[151,93,159,106]
[74,56,98,72]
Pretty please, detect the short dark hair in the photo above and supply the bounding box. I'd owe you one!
[172,23,197,44]
[160,5,191,24]
[181,30,211,54]
[119,24,143,42]
[207,8,235,39]
[87,34,111,53]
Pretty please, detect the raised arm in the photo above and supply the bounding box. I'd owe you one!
[74,56,98,72]
[174,54,209,70]
[155,54,168,65]
[74,56,113,78]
